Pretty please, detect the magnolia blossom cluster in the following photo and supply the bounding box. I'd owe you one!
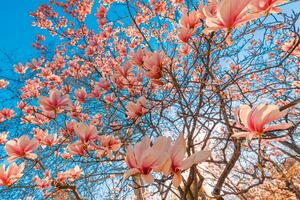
[130,49,166,85]
[176,0,287,41]
[124,134,211,187]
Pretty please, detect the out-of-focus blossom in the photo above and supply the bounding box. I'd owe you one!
[178,27,195,43]
[0,80,9,89]
[0,162,25,187]
[0,132,8,145]
[75,88,87,103]
[249,0,287,14]
[68,141,85,156]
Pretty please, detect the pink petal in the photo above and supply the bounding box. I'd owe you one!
[172,171,182,187]
[141,174,154,184]
[232,131,251,138]
[264,123,293,132]
[123,168,140,179]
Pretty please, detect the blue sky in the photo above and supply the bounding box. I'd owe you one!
[0,1,299,62]
[0,1,48,59]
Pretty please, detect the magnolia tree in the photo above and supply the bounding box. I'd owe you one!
[0,0,299,199]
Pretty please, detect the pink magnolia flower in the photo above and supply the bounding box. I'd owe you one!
[34,174,51,190]
[14,63,28,74]
[199,0,217,18]
[126,96,147,119]
[38,89,71,113]
[203,0,254,33]
[0,162,25,187]
[178,27,195,43]
[75,88,87,103]
[124,136,169,184]
[130,48,146,66]
[143,51,165,80]
[248,0,287,14]
[97,135,121,158]
[0,132,8,145]
[65,166,83,182]
[157,134,211,187]
[232,104,293,139]
[180,11,200,29]
[0,79,9,89]
[74,123,98,144]
[5,135,39,162]
[68,141,85,156]
[33,129,58,147]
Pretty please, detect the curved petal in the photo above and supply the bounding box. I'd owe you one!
[171,134,186,165]
[180,154,196,170]
[232,131,251,138]
[264,123,293,132]
[141,174,154,184]
[123,168,140,179]
[172,171,182,187]
[194,150,211,164]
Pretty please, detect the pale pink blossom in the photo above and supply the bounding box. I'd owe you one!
[180,11,200,29]
[124,136,169,184]
[0,162,25,187]
[232,104,293,139]
[203,0,254,33]
[178,27,195,43]
[158,134,211,187]
[97,135,121,158]
[38,89,70,113]
[249,0,287,14]
[74,123,98,144]
[75,88,87,103]
[33,128,58,147]
[68,141,85,156]
[126,96,147,119]
[0,132,8,145]
[0,80,9,89]
[65,166,83,182]
[5,135,39,162]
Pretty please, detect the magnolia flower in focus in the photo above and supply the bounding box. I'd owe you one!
[74,123,98,144]
[203,0,254,33]
[38,89,71,114]
[0,162,25,187]
[126,96,147,119]
[5,135,39,162]
[232,104,293,139]
[143,51,165,80]
[97,135,121,158]
[124,136,170,184]
[155,134,211,187]
[180,11,200,29]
